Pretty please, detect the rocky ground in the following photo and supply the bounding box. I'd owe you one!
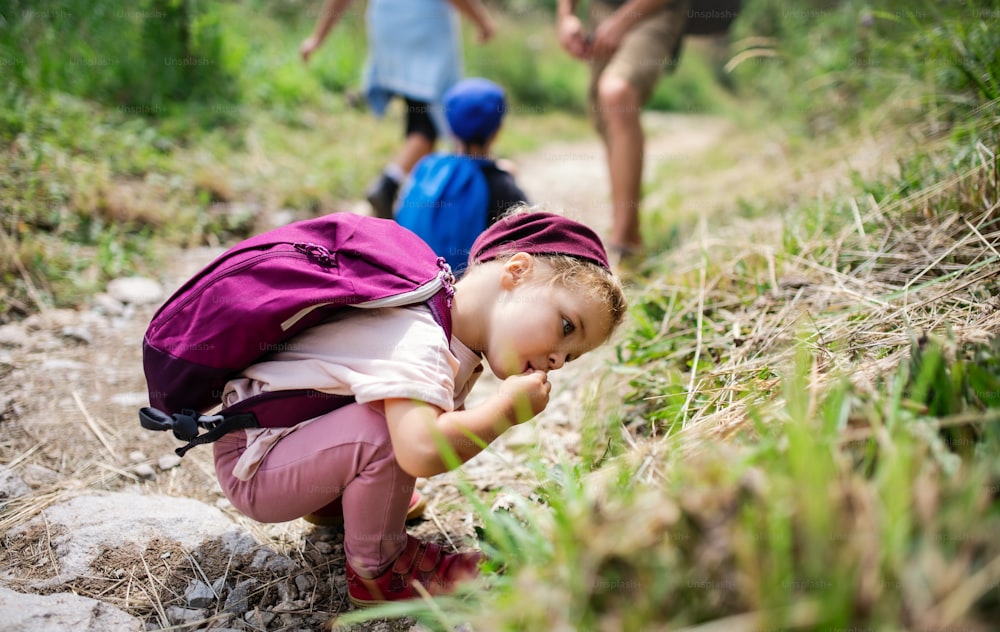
[0,112,746,630]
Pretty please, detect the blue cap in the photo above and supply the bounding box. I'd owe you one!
[444,78,506,144]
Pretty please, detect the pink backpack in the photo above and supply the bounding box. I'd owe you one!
[139,213,454,456]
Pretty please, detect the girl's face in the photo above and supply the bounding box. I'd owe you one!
[485,254,614,379]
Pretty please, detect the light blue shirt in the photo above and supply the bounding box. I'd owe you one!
[364,0,463,135]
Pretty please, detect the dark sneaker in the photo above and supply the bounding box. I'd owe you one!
[365,173,400,219]
[346,534,482,606]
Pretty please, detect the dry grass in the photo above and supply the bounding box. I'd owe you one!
[625,129,999,457]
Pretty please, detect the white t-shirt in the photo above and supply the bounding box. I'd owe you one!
[222,304,483,480]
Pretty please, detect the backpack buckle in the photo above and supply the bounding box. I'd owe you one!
[139,407,250,457]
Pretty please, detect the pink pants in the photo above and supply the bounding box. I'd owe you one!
[213,403,413,577]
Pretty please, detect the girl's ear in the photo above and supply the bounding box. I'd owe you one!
[500,252,534,289]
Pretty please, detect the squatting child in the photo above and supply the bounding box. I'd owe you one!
[211,207,627,605]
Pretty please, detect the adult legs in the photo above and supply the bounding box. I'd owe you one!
[587,0,689,257]
[596,74,645,251]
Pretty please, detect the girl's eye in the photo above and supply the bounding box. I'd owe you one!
[562,318,575,336]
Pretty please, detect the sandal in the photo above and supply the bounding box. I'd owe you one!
[346,534,482,606]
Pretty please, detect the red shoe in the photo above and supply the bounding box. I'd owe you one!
[304,490,427,527]
[347,534,482,607]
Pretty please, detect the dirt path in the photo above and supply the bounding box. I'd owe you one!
[0,111,734,628]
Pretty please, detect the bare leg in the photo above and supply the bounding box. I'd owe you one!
[392,132,435,175]
[367,132,435,218]
[596,74,644,251]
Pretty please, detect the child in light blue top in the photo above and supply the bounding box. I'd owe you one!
[302,0,496,218]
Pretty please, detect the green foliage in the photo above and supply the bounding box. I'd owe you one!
[412,337,998,631]
[729,0,1000,132]
[0,0,237,109]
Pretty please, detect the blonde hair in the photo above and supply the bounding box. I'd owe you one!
[532,253,628,340]
[484,205,628,340]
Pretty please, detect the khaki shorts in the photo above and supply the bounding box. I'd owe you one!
[588,0,689,133]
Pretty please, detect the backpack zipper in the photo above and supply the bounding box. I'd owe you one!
[151,248,313,325]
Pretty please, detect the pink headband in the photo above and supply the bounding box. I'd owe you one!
[469,212,611,270]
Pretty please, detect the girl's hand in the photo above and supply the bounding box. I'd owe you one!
[499,370,551,423]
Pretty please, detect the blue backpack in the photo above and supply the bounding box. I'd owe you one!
[395,153,489,275]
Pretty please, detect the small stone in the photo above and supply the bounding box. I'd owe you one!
[107,276,164,305]
[132,463,156,480]
[158,454,182,471]
[0,466,31,499]
[276,580,297,603]
[184,579,216,608]
[249,549,271,569]
[224,578,257,614]
[243,607,275,627]
[264,554,298,574]
[59,326,93,345]
[128,451,147,463]
[19,464,58,488]
[166,606,207,625]
[294,574,314,594]
[91,293,125,316]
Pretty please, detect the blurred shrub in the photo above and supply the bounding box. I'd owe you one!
[0,0,237,110]
[728,0,1000,131]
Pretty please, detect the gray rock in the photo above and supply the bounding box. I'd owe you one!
[0,323,27,348]
[243,607,276,627]
[59,326,93,345]
[294,573,315,594]
[166,605,208,626]
[0,465,31,500]
[183,579,217,608]
[132,463,156,480]
[157,454,182,471]
[224,578,258,614]
[107,277,164,305]
[0,585,142,631]
[8,491,258,587]
[19,464,60,488]
[92,292,126,316]
[264,553,298,574]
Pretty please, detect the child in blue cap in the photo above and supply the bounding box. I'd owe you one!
[395,77,530,276]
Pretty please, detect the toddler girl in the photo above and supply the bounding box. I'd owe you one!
[212,207,627,605]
